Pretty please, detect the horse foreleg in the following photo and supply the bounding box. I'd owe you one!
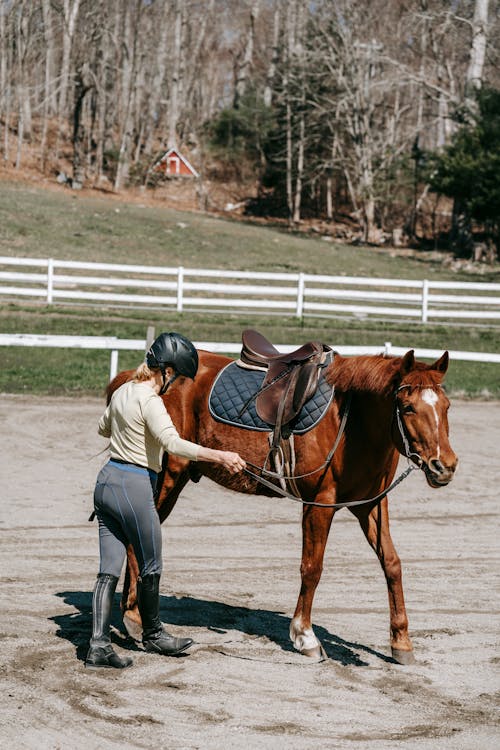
[290,500,334,659]
[353,498,415,664]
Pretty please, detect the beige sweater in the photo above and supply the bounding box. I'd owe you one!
[98,381,200,472]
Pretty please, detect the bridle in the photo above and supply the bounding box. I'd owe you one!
[393,384,425,468]
[159,368,179,395]
[393,382,445,468]
[241,385,435,511]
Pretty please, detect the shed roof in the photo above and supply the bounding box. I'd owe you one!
[153,147,200,178]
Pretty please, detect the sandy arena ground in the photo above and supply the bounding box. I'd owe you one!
[0,395,498,750]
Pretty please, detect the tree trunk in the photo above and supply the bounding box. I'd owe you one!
[57,0,82,157]
[326,175,333,221]
[0,6,7,162]
[183,0,215,122]
[72,63,93,189]
[143,2,171,156]
[452,0,490,256]
[59,0,81,116]
[466,0,489,95]
[450,199,473,258]
[15,95,24,170]
[40,0,56,171]
[93,4,114,183]
[363,197,377,244]
[167,0,184,148]
[286,100,293,222]
[114,2,141,191]
[293,109,305,223]
[264,3,281,108]
[234,0,260,108]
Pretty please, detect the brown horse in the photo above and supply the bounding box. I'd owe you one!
[108,345,457,664]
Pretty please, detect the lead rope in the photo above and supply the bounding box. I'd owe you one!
[242,463,416,511]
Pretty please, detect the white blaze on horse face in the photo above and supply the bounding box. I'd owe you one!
[421,388,440,457]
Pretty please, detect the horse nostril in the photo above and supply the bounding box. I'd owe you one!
[429,458,445,474]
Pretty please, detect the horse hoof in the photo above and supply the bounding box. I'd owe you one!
[123,611,143,641]
[302,643,327,661]
[392,648,416,665]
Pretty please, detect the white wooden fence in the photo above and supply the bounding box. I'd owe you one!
[1,333,499,381]
[1,256,499,324]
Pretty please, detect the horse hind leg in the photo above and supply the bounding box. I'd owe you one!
[121,547,142,640]
[353,499,415,665]
[290,502,334,660]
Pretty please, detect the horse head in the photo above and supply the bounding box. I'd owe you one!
[393,351,458,488]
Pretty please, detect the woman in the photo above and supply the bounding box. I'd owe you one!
[86,331,246,670]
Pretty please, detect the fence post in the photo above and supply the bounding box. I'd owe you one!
[296,273,305,318]
[422,279,429,324]
[145,325,155,352]
[110,350,118,381]
[47,258,54,304]
[384,341,392,355]
[177,266,184,312]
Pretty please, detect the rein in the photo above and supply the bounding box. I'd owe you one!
[242,388,421,512]
[243,463,417,511]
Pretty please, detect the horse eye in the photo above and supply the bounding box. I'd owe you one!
[403,404,416,414]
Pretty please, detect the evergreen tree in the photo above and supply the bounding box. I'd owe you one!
[428,88,500,258]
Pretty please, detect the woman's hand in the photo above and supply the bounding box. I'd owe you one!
[198,447,246,474]
[216,450,246,474]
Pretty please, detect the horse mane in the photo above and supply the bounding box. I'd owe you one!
[326,353,444,397]
[105,369,133,404]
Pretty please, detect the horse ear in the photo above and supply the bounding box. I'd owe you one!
[400,350,415,375]
[431,351,449,374]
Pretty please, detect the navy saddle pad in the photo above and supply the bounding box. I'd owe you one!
[208,360,334,433]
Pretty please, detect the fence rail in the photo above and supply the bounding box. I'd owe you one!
[1,256,499,324]
[1,333,498,382]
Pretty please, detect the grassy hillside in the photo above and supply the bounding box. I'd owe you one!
[2,179,499,280]
[0,180,499,397]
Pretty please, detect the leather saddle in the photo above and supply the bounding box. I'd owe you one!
[240,329,332,437]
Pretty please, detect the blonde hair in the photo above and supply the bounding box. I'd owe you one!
[133,362,155,382]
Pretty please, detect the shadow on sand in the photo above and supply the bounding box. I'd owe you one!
[52,590,396,667]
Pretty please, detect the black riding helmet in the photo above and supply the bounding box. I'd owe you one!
[146,332,199,395]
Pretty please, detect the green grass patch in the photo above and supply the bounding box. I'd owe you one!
[1,180,499,281]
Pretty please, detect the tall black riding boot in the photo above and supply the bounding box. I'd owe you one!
[137,573,193,656]
[85,574,133,669]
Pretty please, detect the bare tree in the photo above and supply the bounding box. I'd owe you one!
[167,0,185,148]
[114,1,144,191]
[40,0,57,170]
[451,0,491,256]
[12,0,36,169]
[56,0,82,156]
[466,0,490,94]
[234,0,260,108]
[72,62,94,188]
[263,2,281,108]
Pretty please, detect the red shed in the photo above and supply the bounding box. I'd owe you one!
[153,148,199,178]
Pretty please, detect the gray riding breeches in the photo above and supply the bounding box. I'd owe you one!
[93,460,162,579]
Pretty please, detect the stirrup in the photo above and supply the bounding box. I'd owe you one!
[85,644,133,670]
